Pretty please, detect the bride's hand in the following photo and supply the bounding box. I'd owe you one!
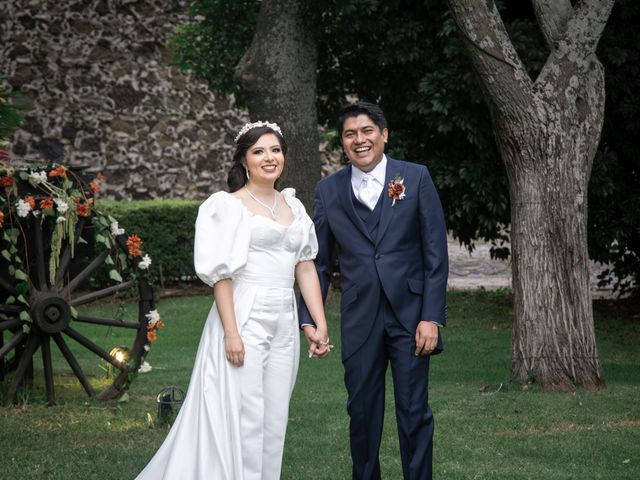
[224,334,245,366]
[303,325,331,358]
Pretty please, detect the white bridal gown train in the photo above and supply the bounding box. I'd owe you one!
[135,189,318,480]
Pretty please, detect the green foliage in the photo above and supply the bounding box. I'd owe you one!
[588,0,640,297]
[98,199,201,282]
[1,291,639,478]
[168,0,260,101]
[0,77,24,142]
[170,0,638,295]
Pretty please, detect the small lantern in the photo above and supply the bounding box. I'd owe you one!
[156,385,186,425]
[110,346,130,364]
[108,346,131,378]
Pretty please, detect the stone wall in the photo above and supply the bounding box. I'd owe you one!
[1,0,249,199]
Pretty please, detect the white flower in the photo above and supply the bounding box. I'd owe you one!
[16,199,32,217]
[144,344,151,352]
[54,198,69,214]
[138,360,152,373]
[145,309,160,325]
[138,254,152,270]
[110,220,125,236]
[56,216,66,223]
[28,170,47,185]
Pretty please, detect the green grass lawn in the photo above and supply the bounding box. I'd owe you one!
[1,290,639,479]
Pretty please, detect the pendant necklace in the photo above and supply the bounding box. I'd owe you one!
[246,186,278,220]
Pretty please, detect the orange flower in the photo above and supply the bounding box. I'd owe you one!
[40,198,54,210]
[146,330,158,342]
[127,234,143,257]
[89,181,99,193]
[96,173,104,181]
[0,176,13,187]
[155,320,165,329]
[25,196,36,209]
[0,211,4,228]
[76,204,90,217]
[48,165,68,179]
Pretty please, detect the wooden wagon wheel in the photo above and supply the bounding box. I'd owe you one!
[0,169,157,405]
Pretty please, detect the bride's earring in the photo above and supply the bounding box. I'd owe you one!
[245,167,250,180]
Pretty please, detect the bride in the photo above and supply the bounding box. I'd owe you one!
[135,121,331,480]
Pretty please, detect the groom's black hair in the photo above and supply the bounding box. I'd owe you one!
[337,101,388,136]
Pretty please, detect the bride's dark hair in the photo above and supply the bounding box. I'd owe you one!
[227,126,288,193]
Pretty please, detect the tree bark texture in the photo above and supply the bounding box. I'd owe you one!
[235,0,320,209]
[446,0,615,389]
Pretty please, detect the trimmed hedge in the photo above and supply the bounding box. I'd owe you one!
[97,199,202,284]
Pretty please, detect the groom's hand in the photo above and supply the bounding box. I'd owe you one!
[303,325,330,358]
[415,321,439,356]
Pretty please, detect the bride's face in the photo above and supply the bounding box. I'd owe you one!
[245,133,285,186]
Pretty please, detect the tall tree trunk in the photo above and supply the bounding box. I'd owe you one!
[234,0,320,209]
[446,0,615,389]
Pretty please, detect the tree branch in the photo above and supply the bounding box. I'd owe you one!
[559,0,616,60]
[531,0,573,50]
[535,0,614,94]
[445,0,534,117]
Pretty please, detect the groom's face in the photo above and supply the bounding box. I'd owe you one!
[341,114,388,172]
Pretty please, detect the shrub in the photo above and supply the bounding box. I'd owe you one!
[98,199,202,284]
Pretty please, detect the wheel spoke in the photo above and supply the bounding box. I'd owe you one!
[55,218,86,289]
[70,280,135,306]
[8,334,40,403]
[0,319,22,332]
[41,336,55,404]
[0,305,23,316]
[63,248,111,297]
[0,276,18,296]
[64,326,124,370]
[52,333,95,397]
[31,215,48,290]
[76,314,140,330]
[0,330,26,359]
[0,331,4,381]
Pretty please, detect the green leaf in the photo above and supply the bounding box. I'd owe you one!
[17,294,28,304]
[16,282,29,295]
[70,306,78,319]
[14,269,28,281]
[6,295,15,304]
[95,233,108,246]
[19,310,31,322]
[1,249,10,261]
[105,254,114,265]
[22,323,31,333]
[109,269,123,282]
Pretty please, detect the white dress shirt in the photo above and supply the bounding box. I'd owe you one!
[351,155,387,210]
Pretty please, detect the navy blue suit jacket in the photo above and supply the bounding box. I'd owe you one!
[299,157,448,361]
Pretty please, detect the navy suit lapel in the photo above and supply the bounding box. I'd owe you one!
[337,165,375,243]
[376,157,403,245]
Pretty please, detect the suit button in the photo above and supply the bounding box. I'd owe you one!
[375,254,381,260]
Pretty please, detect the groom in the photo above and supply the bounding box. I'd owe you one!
[300,101,448,480]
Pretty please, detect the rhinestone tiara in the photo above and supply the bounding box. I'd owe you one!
[234,121,283,143]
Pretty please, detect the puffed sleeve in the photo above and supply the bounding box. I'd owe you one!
[194,191,250,286]
[282,188,319,264]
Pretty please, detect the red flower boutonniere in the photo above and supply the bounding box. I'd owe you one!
[387,175,406,207]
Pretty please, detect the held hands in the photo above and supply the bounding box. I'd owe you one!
[224,334,245,366]
[303,325,332,358]
[415,321,438,356]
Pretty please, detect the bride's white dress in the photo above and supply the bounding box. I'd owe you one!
[135,189,318,480]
